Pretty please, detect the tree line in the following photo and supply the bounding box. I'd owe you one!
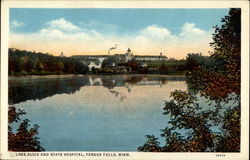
[8,48,212,75]
[8,49,89,76]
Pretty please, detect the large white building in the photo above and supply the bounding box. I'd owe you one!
[113,48,167,62]
[72,48,167,62]
[72,48,168,70]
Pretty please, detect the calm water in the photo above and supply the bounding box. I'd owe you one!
[9,74,187,151]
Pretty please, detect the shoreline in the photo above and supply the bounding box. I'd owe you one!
[8,73,186,80]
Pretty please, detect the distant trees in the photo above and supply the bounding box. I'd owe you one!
[185,53,210,70]
[147,59,186,74]
[8,48,89,75]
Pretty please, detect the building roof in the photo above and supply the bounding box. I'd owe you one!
[72,55,109,58]
[72,54,167,58]
[134,55,167,58]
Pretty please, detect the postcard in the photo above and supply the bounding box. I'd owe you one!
[1,0,249,160]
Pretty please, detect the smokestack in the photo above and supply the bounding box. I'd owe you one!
[108,44,117,55]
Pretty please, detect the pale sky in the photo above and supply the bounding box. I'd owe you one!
[9,8,229,59]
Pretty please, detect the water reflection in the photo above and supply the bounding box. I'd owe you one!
[9,75,186,104]
[8,75,187,151]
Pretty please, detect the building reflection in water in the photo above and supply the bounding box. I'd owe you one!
[9,75,186,104]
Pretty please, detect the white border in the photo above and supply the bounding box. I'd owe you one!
[1,1,249,160]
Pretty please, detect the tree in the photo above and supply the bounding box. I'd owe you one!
[8,105,44,151]
[187,8,241,100]
[36,62,44,72]
[210,9,240,57]
[216,106,240,152]
[138,135,162,152]
[55,61,64,73]
[185,53,209,70]
[138,8,241,152]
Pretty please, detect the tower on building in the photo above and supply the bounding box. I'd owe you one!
[127,48,131,53]
[60,52,65,57]
[125,48,133,62]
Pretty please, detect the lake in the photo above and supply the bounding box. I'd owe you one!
[9,74,187,151]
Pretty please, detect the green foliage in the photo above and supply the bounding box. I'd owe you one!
[186,53,210,70]
[147,59,187,74]
[96,67,114,73]
[8,48,89,75]
[147,59,186,68]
